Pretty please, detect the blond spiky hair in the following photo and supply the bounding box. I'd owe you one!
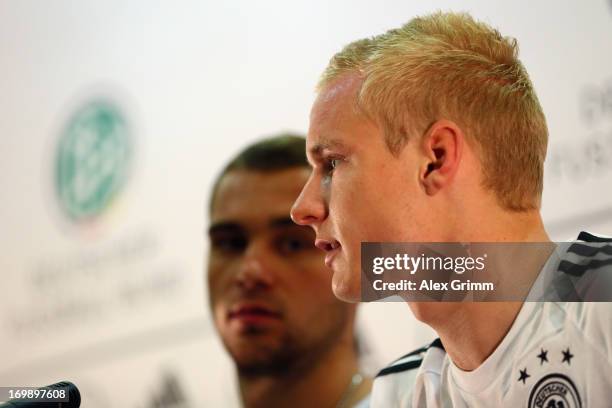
[318,11,548,211]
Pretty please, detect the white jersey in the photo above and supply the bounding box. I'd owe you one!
[371,231,612,408]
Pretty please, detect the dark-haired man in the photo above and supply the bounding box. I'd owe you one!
[207,134,371,408]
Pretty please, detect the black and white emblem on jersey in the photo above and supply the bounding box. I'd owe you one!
[528,373,582,408]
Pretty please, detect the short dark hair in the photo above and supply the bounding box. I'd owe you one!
[209,133,307,213]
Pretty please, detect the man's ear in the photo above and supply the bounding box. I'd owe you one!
[419,120,464,196]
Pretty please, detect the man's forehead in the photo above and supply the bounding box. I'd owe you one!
[317,73,363,105]
[310,77,361,122]
[307,79,366,165]
[211,168,309,220]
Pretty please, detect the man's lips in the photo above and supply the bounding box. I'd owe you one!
[315,238,341,268]
[227,303,282,326]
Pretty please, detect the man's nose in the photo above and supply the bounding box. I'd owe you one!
[234,241,275,291]
[290,173,327,228]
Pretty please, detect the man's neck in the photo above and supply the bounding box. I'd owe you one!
[435,209,551,371]
[454,206,550,243]
[435,301,523,371]
[238,338,366,408]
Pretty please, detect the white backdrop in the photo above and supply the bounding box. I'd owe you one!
[1,1,612,406]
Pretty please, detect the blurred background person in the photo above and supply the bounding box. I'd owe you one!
[206,134,372,408]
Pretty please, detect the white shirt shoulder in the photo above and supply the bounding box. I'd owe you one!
[370,340,443,408]
[371,231,612,407]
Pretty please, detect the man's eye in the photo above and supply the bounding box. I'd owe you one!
[324,157,340,174]
[276,236,311,254]
[211,236,247,253]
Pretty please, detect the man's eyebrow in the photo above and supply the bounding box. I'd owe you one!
[269,217,299,228]
[208,218,300,235]
[207,221,243,236]
[307,137,347,162]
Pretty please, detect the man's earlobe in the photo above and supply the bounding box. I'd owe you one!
[420,120,463,196]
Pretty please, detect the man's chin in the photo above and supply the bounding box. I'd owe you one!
[228,341,279,364]
[234,355,290,376]
[228,342,298,377]
[331,268,360,303]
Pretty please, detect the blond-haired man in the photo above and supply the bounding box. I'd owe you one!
[291,12,612,407]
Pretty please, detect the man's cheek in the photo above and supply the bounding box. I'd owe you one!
[207,271,227,308]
